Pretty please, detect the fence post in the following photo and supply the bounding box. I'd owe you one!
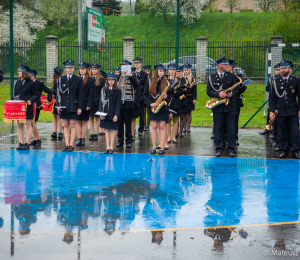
[122,36,135,64]
[196,36,208,82]
[45,35,59,82]
[270,35,284,76]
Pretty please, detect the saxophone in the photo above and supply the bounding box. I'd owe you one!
[266,110,278,130]
[151,80,171,114]
[178,78,189,100]
[206,74,243,109]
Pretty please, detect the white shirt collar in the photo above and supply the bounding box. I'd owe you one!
[217,71,224,78]
[67,74,73,79]
[281,74,289,81]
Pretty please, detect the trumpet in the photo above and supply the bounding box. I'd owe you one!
[266,110,278,131]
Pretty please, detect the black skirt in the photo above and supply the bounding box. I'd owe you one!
[187,102,195,111]
[181,105,189,115]
[90,106,99,117]
[60,112,78,120]
[53,101,59,115]
[78,110,90,121]
[149,111,169,122]
[100,119,118,130]
[172,107,181,117]
[132,107,139,118]
[26,112,34,120]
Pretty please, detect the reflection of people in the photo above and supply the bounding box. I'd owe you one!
[0,218,3,229]
[204,228,232,251]
[151,230,164,245]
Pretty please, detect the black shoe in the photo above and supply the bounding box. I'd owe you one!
[292,153,300,159]
[175,134,179,138]
[89,134,94,140]
[104,149,109,154]
[36,140,42,146]
[159,149,166,155]
[81,138,85,146]
[270,134,275,140]
[228,151,235,157]
[67,146,74,152]
[93,134,98,141]
[98,132,101,136]
[272,142,277,147]
[109,149,114,154]
[29,140,37,146]
[259,130,270,135]
[180,134,184,138]
[131,136,135,142]
[138,132,143,136]
[126,143,131,148]
[235,141,239,146]
[17,143,23,150]
[76,139,82,146]
[172,139,178,143]
[21,143,30,150]
[51,132,57,138]
[183,129,186,133]
[275,147,280,151]
[145,128,150,132]
[116,142,123,147]
[211,134,214,139]
[167,140,171,144]
[156,146,161,150]
[216,150,222,157]
[150,149,156,154]
[187,130,191,133]
[164,146,169,150]
[279,152,287,158]
[58,133,63,140]
[62,146,69,152]
[100,132,105,136]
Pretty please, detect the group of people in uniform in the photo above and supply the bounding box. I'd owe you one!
[12,58,197,155]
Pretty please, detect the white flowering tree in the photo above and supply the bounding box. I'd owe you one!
[141,0,208,25]
[0,6,46,55]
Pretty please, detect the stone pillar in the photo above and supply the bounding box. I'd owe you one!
[45,35,59,82]
[270,35,284,76]
[122,36,135,64]
[196,36,208,82]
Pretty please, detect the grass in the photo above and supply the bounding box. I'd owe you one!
[0,82,267,128]
[37,12,279,42]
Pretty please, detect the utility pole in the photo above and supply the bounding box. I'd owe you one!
[129,0,132,15]
[175,0,180,65]
[9,0,14,99]
[78,0,83,64]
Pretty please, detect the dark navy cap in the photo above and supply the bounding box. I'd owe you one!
[18,64,31,73]
[100,70,107,77]
[280,60,293,68]
[114,67,121,71]
[177,66,183,71]
[29,69,37,76]
[154,64,165,70]
[91,63,101,69]
[228,59,235,66]
[63,59,75,68]
[107,72,117,80]
[121,59,132,65]
[183,64,192,69]
[168,63,177,69]
[143,65,151,70]
[78,62,90,69]
[216,56,229,65]
[54,66,64,75]
[133,57,142,63]
[274,63,280,69]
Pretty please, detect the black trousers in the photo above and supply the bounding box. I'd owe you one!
[235,107,240,140]
[117,108,133,144]
[276,115,299,153]
[213,112,236,152]
[138,101,145,133]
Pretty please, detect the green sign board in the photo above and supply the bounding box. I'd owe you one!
[85,7,105,51]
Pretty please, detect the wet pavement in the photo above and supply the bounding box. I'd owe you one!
[0,122,300,259]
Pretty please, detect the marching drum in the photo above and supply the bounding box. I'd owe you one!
[3,100,27,124]
[40,95,55,114]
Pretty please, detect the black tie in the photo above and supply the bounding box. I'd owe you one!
[220,74,223,79]
[284,79,287,85]
[68,77,70,81]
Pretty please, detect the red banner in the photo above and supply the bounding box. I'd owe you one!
[40,95,55,114]
[3,100,27,123]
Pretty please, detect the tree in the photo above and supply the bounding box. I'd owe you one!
[0,6,46,55]
[224,0,240,13]
[0,0,37,11]
[254,0,278,11]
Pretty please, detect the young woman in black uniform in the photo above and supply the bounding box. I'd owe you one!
[99,69,107,135]
[89,63,105,141]
[99,73,121,154]
[57,60,83,152]
[76,62,95,146]
[13,64,39,150]
[143,65,152,131]
[49,67,64,140]
[144,64,171,155]
[182,64,197,134]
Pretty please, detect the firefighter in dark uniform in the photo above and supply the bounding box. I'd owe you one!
[269,60,300,159]
[260,63,281,138]
[133,57,149,136]
[227,60,246,145]
[206,57,238,157]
